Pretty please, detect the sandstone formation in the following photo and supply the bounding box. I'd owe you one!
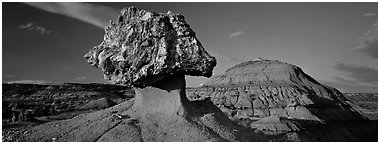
[84,6,216,87]
[188,59,362,121]
[344,93,378,120]
[186,59,369,141]
[249,115,301,134]
[21,6,266,142]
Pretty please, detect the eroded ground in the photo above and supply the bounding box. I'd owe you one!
[2,83,377,142]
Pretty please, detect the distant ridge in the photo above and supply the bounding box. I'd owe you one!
[6,80,56,85]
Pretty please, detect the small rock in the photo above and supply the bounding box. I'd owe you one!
[114,114,123,119]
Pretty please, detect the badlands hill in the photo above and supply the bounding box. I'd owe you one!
[187,59,377,141]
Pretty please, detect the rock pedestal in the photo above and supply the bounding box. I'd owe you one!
[81,6,264,142]
[128,74,187,116]
[120,73,267,141]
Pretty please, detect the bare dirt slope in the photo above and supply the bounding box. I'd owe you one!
[2,83,377,142]
[11,75,268,142]
[2,83,133,142]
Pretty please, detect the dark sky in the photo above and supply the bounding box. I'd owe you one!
[2,2,378,93]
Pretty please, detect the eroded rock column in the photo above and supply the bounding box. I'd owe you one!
[84,6,266,142]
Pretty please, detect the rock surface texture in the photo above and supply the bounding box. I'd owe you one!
[187,59,375,141]
[84,6,216,87]
[188,59,361,122]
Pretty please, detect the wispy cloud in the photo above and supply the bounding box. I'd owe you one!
[4,75,16,78]
[24,2,120,28]
[18,22,55,34]
[362,12,376,17]
[352,21,378,58]
[322,62,378,93]
[228,30,244,38]
[207,48,241,62]
[74,76,87,80]
[322,80,377,93]
[7,80,52,84]
[333,62,377,86]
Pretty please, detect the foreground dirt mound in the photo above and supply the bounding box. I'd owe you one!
[78,97,116,110]
[20,75,267,142]
[20,99,135,142]
[21,101,267,142]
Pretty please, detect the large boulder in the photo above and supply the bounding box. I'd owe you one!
[84,6,216,87]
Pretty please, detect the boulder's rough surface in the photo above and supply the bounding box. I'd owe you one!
[84,6,216,87]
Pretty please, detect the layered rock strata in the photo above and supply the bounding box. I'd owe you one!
[186,59,365,134]
[249,115,302,135]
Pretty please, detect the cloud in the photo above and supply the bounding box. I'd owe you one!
[322,62,378,93]
[7,80,52,84]
[352,21,378,58]
[228,30,244,38]
[322,80,377,93]
[18,22,55,34]
[24,2,120,28]
[74,76,87,80]
[4,75,16,78]
[363,12,376,17]
[333,62,377,85]
[207,48,241,62]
